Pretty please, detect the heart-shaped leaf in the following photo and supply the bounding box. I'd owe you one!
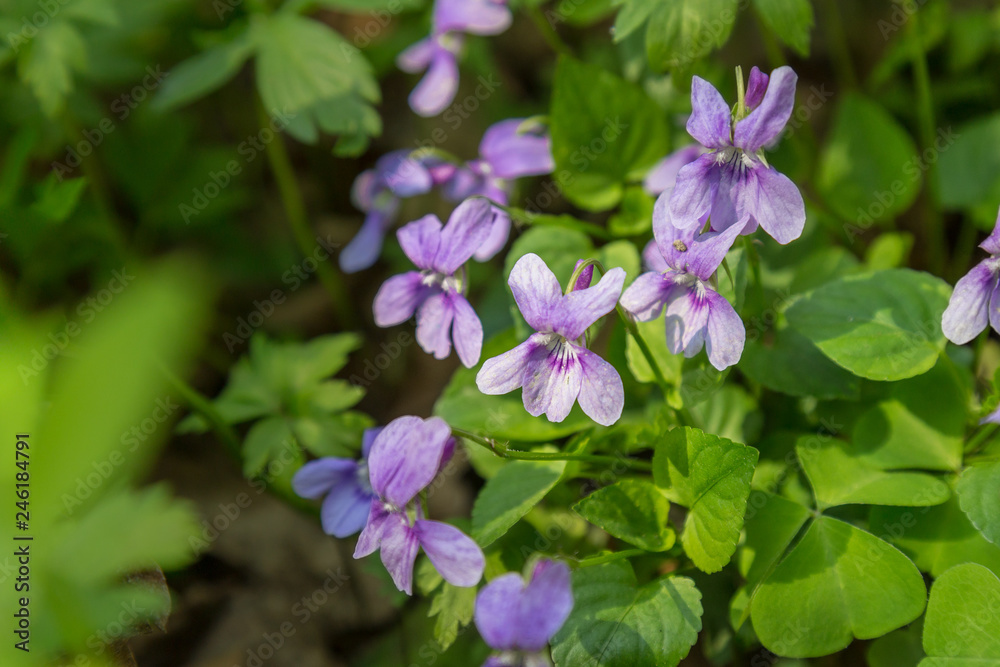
[957,461,1000,547]
[574,479,675,552]
[920,563,1000,666]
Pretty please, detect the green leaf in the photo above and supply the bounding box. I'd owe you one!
[653,427,758,573]
[428,582,477,651]
[920,563,1000,667]
[625,316,682,389]
[817,94,921,227]
[867,620,925,667]
[19,21,86,116]
[797,439,951,510]
[242,416,296,477]
[751,516,927,657]
[752,0,814,55]
[957,462,1000,547]
[937,114,1000,209]
[573,479,675,552]
[154,34,255,111]
[253,13,380,144]
[871,496,1000,579]
[741,323,861,400]
[595,239,641,287]
[505,226,594,292]
[852,359,965,471]
[644,0,739,72]
[608,186,655,236]
[550,56,669,211]
[613,0,658,43]
[472,460,566,547]
[551,561,703,667]
[785,269,951,382]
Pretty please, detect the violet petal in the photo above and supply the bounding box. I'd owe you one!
[367,416,452,507]
[734,66,797,153]
[414,519,485,588]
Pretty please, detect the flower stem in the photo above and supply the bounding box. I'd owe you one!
[574,548,647,568]
[965,423,998,456]
[452,427,653,472]
[820,0,858,90]
[526,5,572,57]
[161,365,242,459]
[742,236,766,312]
[255,99,357,328]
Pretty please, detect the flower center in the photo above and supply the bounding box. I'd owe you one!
[420,271,462,294]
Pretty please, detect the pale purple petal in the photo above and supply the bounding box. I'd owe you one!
[451,294,483,368]
[414,519,485,587]
[516,560,573,650]
[476,337,541,394]
[442,165,484,201]
[522,342,583,423]
[556,267,626,340]
[744,66,769,110]
[397,214,442,269]
[320,482,372,538]
[990,282,1000,336]
[576,348,625,427]
[665,287,710,355]
[704,290,745,370]
[480,119,555,179]
[361,427,382,458]
[737,165,806,244]
[571,260,594,291]
[683,221,744,281]
[669,153,721,231]
[340,210,393,273]
[473,208,511,261]
[380,512,421,595]
[378,151,434,197]
[620,272,675,322]
[416,292,455,360]
[410,48,460,118]
[644,145,705,195]
[354,499,389,558]
[508,253,563,332]
[653,189,698,268]
[434,0,512,35]
[351,169,378,211]
[367,416,452,507]
[291,458,356,499]
[397,37,435,72]
[981,404,1000,425]
[734,66,797,153]
[982,212,1000,255]
[706,160,745,236]
[373,272,432,327]
[435,198,494,273]
[942,261,995,344]
[687,76,733,149]
[643,239,669,273]
[474,573,523,650]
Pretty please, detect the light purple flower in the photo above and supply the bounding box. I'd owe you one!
[444,118,555,261]
[981,404,1000,425]
[292,428,380,538]
[354,416,484,595]
[476,253,626,426]
[942,212,1000,345]
[621,189,745,371]
[373,198,493,367]
[341,151,440,273]
[669,66,806,245]
[474,559,573,667]
[398,0,512,117]
[644,144,707,196]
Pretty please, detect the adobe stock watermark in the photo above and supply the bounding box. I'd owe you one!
[180,108,296,224]
[878,0,932,40]
[51,66,169,181]
[845,126,959,242]
[5,0,75,53]
[347,332,414,387]
[17,268,135,384]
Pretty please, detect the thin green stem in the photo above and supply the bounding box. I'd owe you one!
[909,9,945,275]
[565,258,604,294]
[743,236,766,312]
[452,427,653,472]
[161,366,241,459]
[574,549,646,568]
[526,5,572,56]
[965,423,998,456]
[820,0,858,90]
[255,99,356,328]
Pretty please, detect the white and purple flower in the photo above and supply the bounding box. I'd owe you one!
[476,253,626,426]
[354,416,484,595]
[474,559,573,667]
[373,198,493,367]
[669,66,806,244]
[398,0,512,117]
[942,210,1000,344]
[621,190,745,371]
[444,118,555,261]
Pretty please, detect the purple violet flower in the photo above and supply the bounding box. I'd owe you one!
[644,144,707,196]
[373,198,493,367]
[669,66,806,245]
[444,118,556,261]
[942,211,1000,344]
[398,0,512,117]
[476,253,626,426]
[341,151,439,273]
[291,428,380,538]
[621,189,746,371]
[981,404,1000,425]
[354,416,484,595]
[474,559,573,667]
